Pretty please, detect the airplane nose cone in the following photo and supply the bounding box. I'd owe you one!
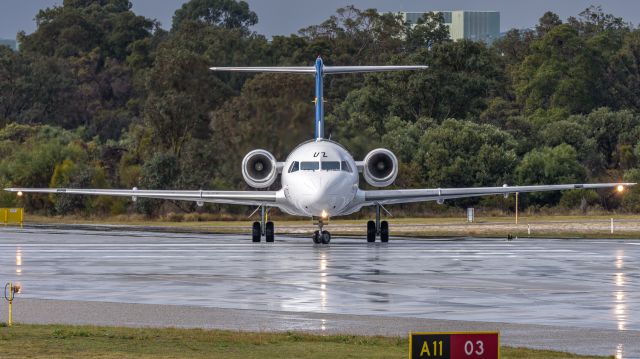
[300,187,335,212]
[297,173,353,216]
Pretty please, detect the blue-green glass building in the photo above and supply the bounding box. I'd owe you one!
[400,11,500,44]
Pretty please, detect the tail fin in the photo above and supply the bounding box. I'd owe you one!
[210,57,428,140]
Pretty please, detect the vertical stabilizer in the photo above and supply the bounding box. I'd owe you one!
[314,57,324,140]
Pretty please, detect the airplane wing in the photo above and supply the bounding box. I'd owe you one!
[363,183,635,205]
[4,188,277,206]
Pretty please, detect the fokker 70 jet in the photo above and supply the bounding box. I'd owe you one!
[6,57,634,244]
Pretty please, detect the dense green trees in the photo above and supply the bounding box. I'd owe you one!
[172,0,257,32]
[1,1,640,216]
[382,119,518,188]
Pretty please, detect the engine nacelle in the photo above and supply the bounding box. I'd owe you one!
[242,149,278,188]
[363,148,398,187]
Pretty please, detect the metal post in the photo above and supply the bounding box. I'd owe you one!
[261,206,266,236]
[375,204,381,235]
[515,192,519,224]
[611,218,614,234]
[6,281,13,326]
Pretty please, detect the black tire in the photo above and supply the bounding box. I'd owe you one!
[367,220,376,242]
[321,230,331,244]
[313,230,321,244]
[265,221,275,243]
[252,221,261,242]
[380,221,389,243]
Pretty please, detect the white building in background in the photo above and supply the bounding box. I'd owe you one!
[399,11,500,44]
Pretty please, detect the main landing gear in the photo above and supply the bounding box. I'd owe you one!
[252,206,274,243]
[367,204,389,243]
[312,215,331,244]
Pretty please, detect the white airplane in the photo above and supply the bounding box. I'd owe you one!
[6,57,634,244]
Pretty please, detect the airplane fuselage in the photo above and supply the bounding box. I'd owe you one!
[278,139,363,217]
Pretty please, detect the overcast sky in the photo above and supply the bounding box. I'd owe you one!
[1,0,639,40]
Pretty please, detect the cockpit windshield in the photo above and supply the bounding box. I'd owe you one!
[289,160,353,172]
[300,162,320,171]
[321,161,340,171]
[341,161,352,173]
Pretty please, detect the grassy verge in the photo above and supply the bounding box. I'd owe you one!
[25,213,640,225]
[0,324,611,359]
[21,214,640,239]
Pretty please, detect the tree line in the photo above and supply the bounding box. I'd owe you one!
[1,0,639,217]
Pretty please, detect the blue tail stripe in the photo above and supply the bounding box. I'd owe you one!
[314,57,323,140]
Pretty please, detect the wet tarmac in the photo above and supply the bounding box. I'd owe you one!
[0,226,638,357]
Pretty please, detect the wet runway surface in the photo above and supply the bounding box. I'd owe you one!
[0,226,639,356]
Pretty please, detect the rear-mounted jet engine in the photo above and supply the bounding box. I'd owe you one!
[363,148,398,187]
[242,149,278,188]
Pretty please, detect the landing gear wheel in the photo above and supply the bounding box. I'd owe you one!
[366,221,376,242]
[380,221,389,243]
[265,221,275,243]
[321,230,331,244]
[252,221,261,242]
[313,230,321,244]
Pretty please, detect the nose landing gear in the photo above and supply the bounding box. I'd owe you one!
[367,204,389,243]
[313,215,331,244]
[313,230,331,244]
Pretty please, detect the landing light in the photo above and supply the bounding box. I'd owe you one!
[617,185,625,193]
[321,210,328,219]
[17,191,23,197]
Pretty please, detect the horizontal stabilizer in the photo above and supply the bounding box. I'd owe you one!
[209,65,428,75]
[323,65,428,74]
[209,66,315,73]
